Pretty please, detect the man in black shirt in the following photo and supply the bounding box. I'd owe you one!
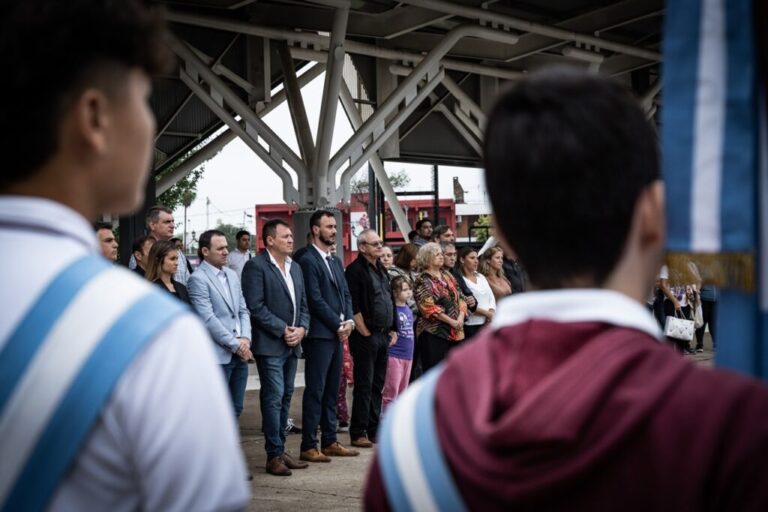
[344,229,396,447]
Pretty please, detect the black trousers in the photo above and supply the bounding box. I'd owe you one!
[420,331,454,373]
[300,337,343,451]
[463,323,484,341]
[695,299,717,349]
[348,330,388,441]
[663,300,692,352]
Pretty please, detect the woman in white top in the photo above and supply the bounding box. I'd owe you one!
[458,246,496,340]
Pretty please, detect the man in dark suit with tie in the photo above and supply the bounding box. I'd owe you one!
[242,219,310,476]
[295,210,359,463]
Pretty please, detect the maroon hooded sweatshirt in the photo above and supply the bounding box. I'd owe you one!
[365,290,768,511]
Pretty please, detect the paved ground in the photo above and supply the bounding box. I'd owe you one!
[238,334,716,510]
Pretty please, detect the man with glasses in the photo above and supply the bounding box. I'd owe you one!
[344,229,397,447]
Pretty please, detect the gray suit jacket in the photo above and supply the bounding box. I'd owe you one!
[188,261,252,364]
[242,251,309,358]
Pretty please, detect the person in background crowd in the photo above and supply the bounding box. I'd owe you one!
[0,2,249,508]
[129,206,191,285]
[367,68,768,512]
[242,220,309,476]
[481,246,512,301]
[345,229,397,447]
[444,242,478,314]
[228,229,253,278]
[503,254,528,294]
[336,333,354,433]
[131,235,155,278]
[295,210,359,463]
[431,224,455,243]
[390,243,419,284]
[380,245,394,270]
[659,265,695,354]
[458,246,496,340]
[171,236,194,274]
[697,284,718,351]
[414,242,467,371]
[145,240,190,305]
[407,230,418,243]
[381,276,415,413]
[413,219,433,247]
[95,222,118,262]
[440,241,458,271]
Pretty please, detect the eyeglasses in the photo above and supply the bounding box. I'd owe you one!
[361,240,383,247]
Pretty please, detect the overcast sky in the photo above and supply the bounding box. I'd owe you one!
[172,68,488,239]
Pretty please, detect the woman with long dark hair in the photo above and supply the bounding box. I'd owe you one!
[145,240,190,304]
[457,246,496,340]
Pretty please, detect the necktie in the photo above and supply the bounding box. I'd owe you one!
[326,255,336,283]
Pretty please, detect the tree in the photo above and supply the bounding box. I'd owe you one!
[473,214,492,243]
[350,169,410,209]
[155,140,221,211]
[214,221,241,250]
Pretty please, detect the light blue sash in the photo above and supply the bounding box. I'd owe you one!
[0,255,187,511]
[378,367,468,512]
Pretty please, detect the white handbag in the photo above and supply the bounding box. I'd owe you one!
[664,310,695,341]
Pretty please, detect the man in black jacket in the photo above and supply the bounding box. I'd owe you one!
[345,229,397,447]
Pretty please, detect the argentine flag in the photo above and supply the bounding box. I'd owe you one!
[661,0,766,376]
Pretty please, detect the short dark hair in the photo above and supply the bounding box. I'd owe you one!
[94,222,113,233]
[484,69,659,289]
[236,230,250,241]
[432,225,452,240]
[197,229,226,260]
[262,219,290,245]
[394,243,418,272]
[0,0,172,188]
[309,209,335,230]
[169,237,181,244]
[146,206,173,228]
[407,230,418,242]
[415,218,432,230]
[132,235,156,255]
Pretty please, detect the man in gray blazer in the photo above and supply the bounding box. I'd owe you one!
[188,229,252,419]
[242,219,310,477]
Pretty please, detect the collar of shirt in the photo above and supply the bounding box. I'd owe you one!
[266,249,292,273]
[312,243,332,260]
[491,288,661,339]
[0,196,98,252]
[200,260,225,276]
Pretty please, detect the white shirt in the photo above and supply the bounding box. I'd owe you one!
[312,243,335,281]
[266,249,297,326]
[463,272,497,326]
[226,249,251,278]
[491,288,662,340]
[0,196,249,511]
[201,260,240,336]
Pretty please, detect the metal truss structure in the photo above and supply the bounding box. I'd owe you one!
[150,0,663,238]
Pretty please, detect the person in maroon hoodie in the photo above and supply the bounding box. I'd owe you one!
[364,69,768,511]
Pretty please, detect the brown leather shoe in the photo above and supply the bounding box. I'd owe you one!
[266,456,292,476]
[300,448,331,463]
[282,451,309,469]
[322,442,359,457]
[351,436,373,448]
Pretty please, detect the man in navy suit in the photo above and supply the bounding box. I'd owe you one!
[295,210,359,463]
[242,219,310,476]
[188,229,253,418]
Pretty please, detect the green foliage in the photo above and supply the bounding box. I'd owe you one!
[214,222,241,250]
[351,169,410,196]
[473,214,492,243]
[156,167,204,212]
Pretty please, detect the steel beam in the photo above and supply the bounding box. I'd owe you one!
[397,0,661,61]
[166,11,524,80]
[337,67,445,189]
[312,7,349,206]
[179,70,299,203]
[329,24,517,177]
[277,41,316,168]
[171,37,306,176]
[338,83,412,238]
[155,63,326,195]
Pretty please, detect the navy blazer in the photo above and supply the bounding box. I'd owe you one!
[242,250,309,357]
[295,245,354,341]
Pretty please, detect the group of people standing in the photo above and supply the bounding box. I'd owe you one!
[101,206,526,478]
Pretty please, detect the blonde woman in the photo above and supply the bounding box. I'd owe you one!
[414,242,467,372]
[480,246,512,301]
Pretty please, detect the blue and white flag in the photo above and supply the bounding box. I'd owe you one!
[661,0,766,376]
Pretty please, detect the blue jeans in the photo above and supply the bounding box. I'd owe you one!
[301,337,343,451]
[221,356,249,418]
[255,352,298,459]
